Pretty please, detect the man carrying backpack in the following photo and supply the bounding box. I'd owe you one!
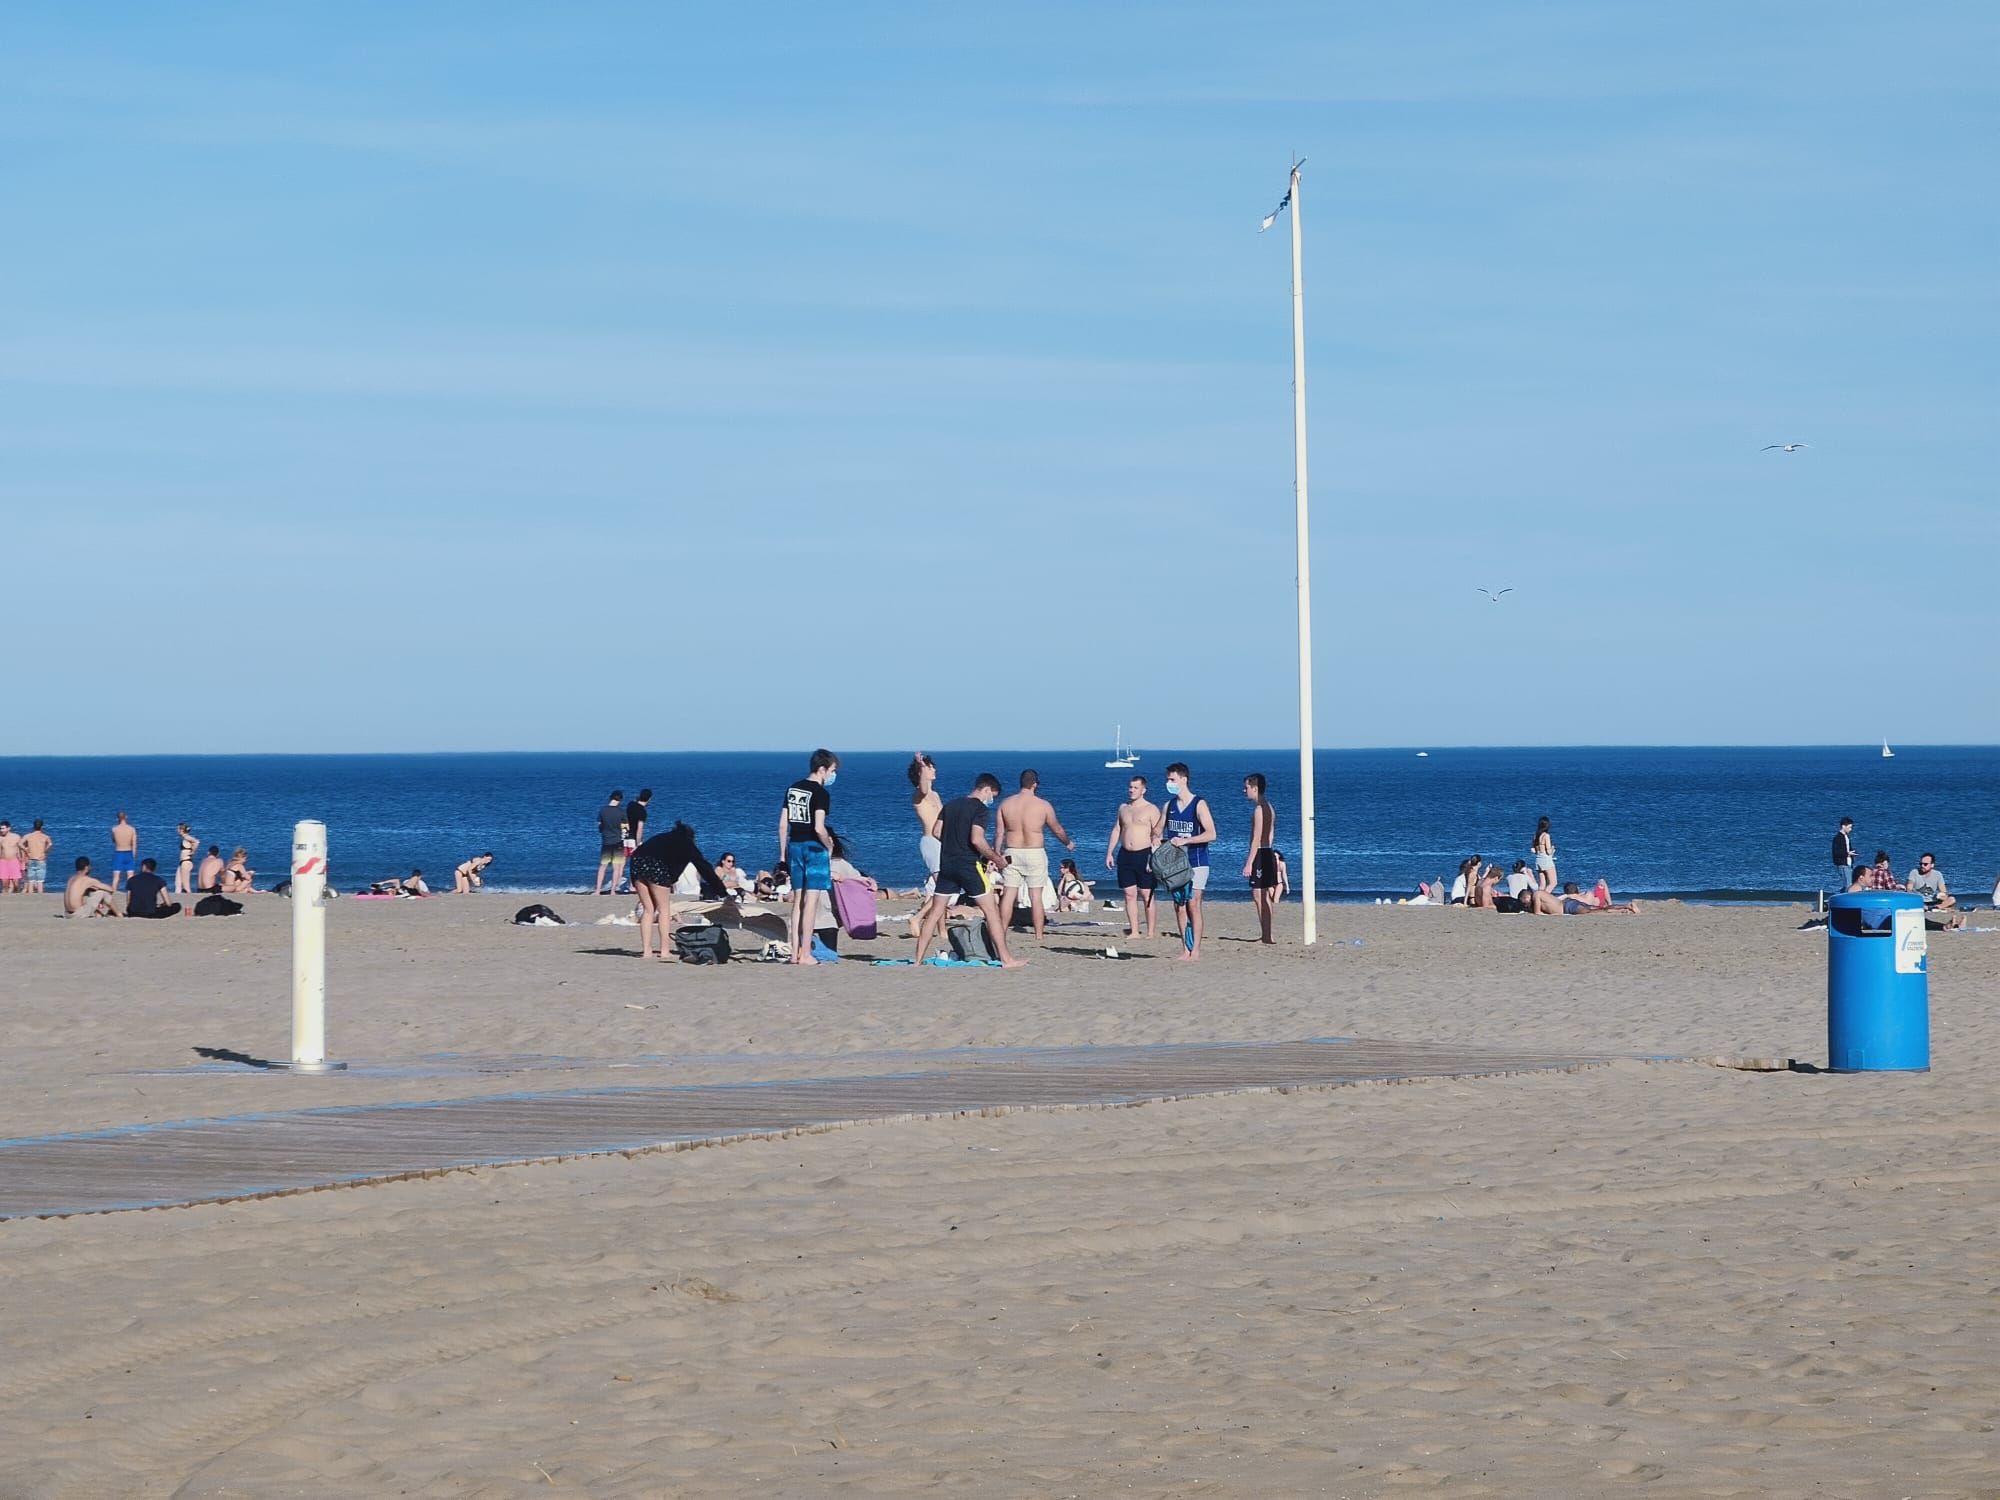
[1160,762,1217,960]
[913,773,1024,969]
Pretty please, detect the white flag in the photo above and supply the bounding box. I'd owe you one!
[1258,186,1291,233]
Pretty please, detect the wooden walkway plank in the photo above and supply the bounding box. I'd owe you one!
[0,1038,1618,1220]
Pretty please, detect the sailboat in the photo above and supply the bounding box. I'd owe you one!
[1881,738,1894,759]
[1104,725,1139,770]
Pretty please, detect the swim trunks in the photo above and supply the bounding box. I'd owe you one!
[112,850,136,874]
[1189,865,1210,893]
[1115,847,1156,891]
[0,859,19,882]
[599,842,625,861]
[1562,898,1586,915]
[1249,848,1280,890]
[1000,846,1050,891]
[933,861,983,901]
[25,859,46,885]
[788,842,831,892]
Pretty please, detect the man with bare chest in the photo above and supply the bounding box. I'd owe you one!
[996,770,1074,941]
[109,812,139,892]
[1104,775,1162,939]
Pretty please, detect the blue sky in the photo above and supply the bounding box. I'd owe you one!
[3,2,1993,755]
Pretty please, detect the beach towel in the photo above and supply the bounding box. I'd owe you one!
[831,878,878,940]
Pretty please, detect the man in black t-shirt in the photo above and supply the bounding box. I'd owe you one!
[913,774,1023,968]
[125,858,182,919]
[777,750,839,964]
[594,791,626,894]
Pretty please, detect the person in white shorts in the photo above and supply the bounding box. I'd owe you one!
[996,769,1074,942]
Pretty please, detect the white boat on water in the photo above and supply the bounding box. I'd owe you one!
[1105,725,1139,770]
[1881,739,1894,759]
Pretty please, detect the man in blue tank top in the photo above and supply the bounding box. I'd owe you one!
[1160,761,1217,960]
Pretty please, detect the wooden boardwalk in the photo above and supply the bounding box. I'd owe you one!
[0,1038,1615,1220]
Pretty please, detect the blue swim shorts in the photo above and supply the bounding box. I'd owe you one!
[788,842,832,892]
[25,859,47,884]
[113,850,137,874]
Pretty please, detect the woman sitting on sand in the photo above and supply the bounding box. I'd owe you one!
[1055,857,1094,913]
[221,848,256,893]
[453,853,494,893]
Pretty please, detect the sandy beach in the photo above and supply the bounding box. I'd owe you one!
[2,893,1995,1497]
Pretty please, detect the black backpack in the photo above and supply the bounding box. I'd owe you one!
[947,920,997,962]
[194,893,243,917]
[512,903,566,926]
[673,925,732,965]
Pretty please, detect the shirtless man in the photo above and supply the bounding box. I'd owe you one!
[1104,775,1163,939]
[996,770,1074,941]
[196,845,225,892]
[109,811,139,892]
[21,819,53,894]
[0,821,23,894]
[64,856,121,917]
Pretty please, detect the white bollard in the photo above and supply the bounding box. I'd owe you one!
[273,819,345,1072]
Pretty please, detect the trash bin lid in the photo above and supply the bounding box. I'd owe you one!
[1828,892,1925,912]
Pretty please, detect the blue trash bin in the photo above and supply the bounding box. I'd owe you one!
[1826,891,1930,1072]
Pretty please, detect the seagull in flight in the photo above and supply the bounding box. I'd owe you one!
[1760,443,1809,452]
[1477,588,1514,603]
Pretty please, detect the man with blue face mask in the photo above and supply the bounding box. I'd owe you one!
[778,748,839,965]
[1161,761,1217,960]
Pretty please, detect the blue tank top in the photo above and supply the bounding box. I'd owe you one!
[1162,796,1209,866]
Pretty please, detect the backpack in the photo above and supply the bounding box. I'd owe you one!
[512,903,567,927]
[831,878,878,940]
[672,924,732,965]
[1150,840,1193,896]
[194,893,243,917]
[948,920,997,962]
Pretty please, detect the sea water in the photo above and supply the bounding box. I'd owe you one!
[2,746,1995,903]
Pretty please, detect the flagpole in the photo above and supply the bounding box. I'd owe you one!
[1287,161,1318,946]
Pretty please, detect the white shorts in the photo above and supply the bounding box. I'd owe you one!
[1190,865,1210,892]
[1001,847,1050,891]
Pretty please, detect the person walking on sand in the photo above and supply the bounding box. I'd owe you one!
[64,856,120,917]
[1105,775,1162,939]
[21,819,53,894]
[908,752,942,899]
[1831,817,1855,895]
[1531,817,1557,892]
[0,821,23,894]
[1160,762,1216,960]
[913,773,1024,968]
[109,811,138,892]
[777,749,839,965]
[997,769,1074,941]
[1241,773,1280,944]
[593,791,626,895]
[174,823,199,894]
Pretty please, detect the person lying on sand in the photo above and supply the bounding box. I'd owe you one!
[1518,882,1640,915]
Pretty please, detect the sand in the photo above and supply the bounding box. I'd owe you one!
[1,892,1995,1497]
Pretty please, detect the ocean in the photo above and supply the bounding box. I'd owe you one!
[2,747,1995,904]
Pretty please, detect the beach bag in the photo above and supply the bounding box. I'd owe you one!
[194,893,243,917]
[948,920,997,962]
[1150,840,1193,896]
[831,878,878,940]
[672,924,732,965]
[512,903,566,927]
